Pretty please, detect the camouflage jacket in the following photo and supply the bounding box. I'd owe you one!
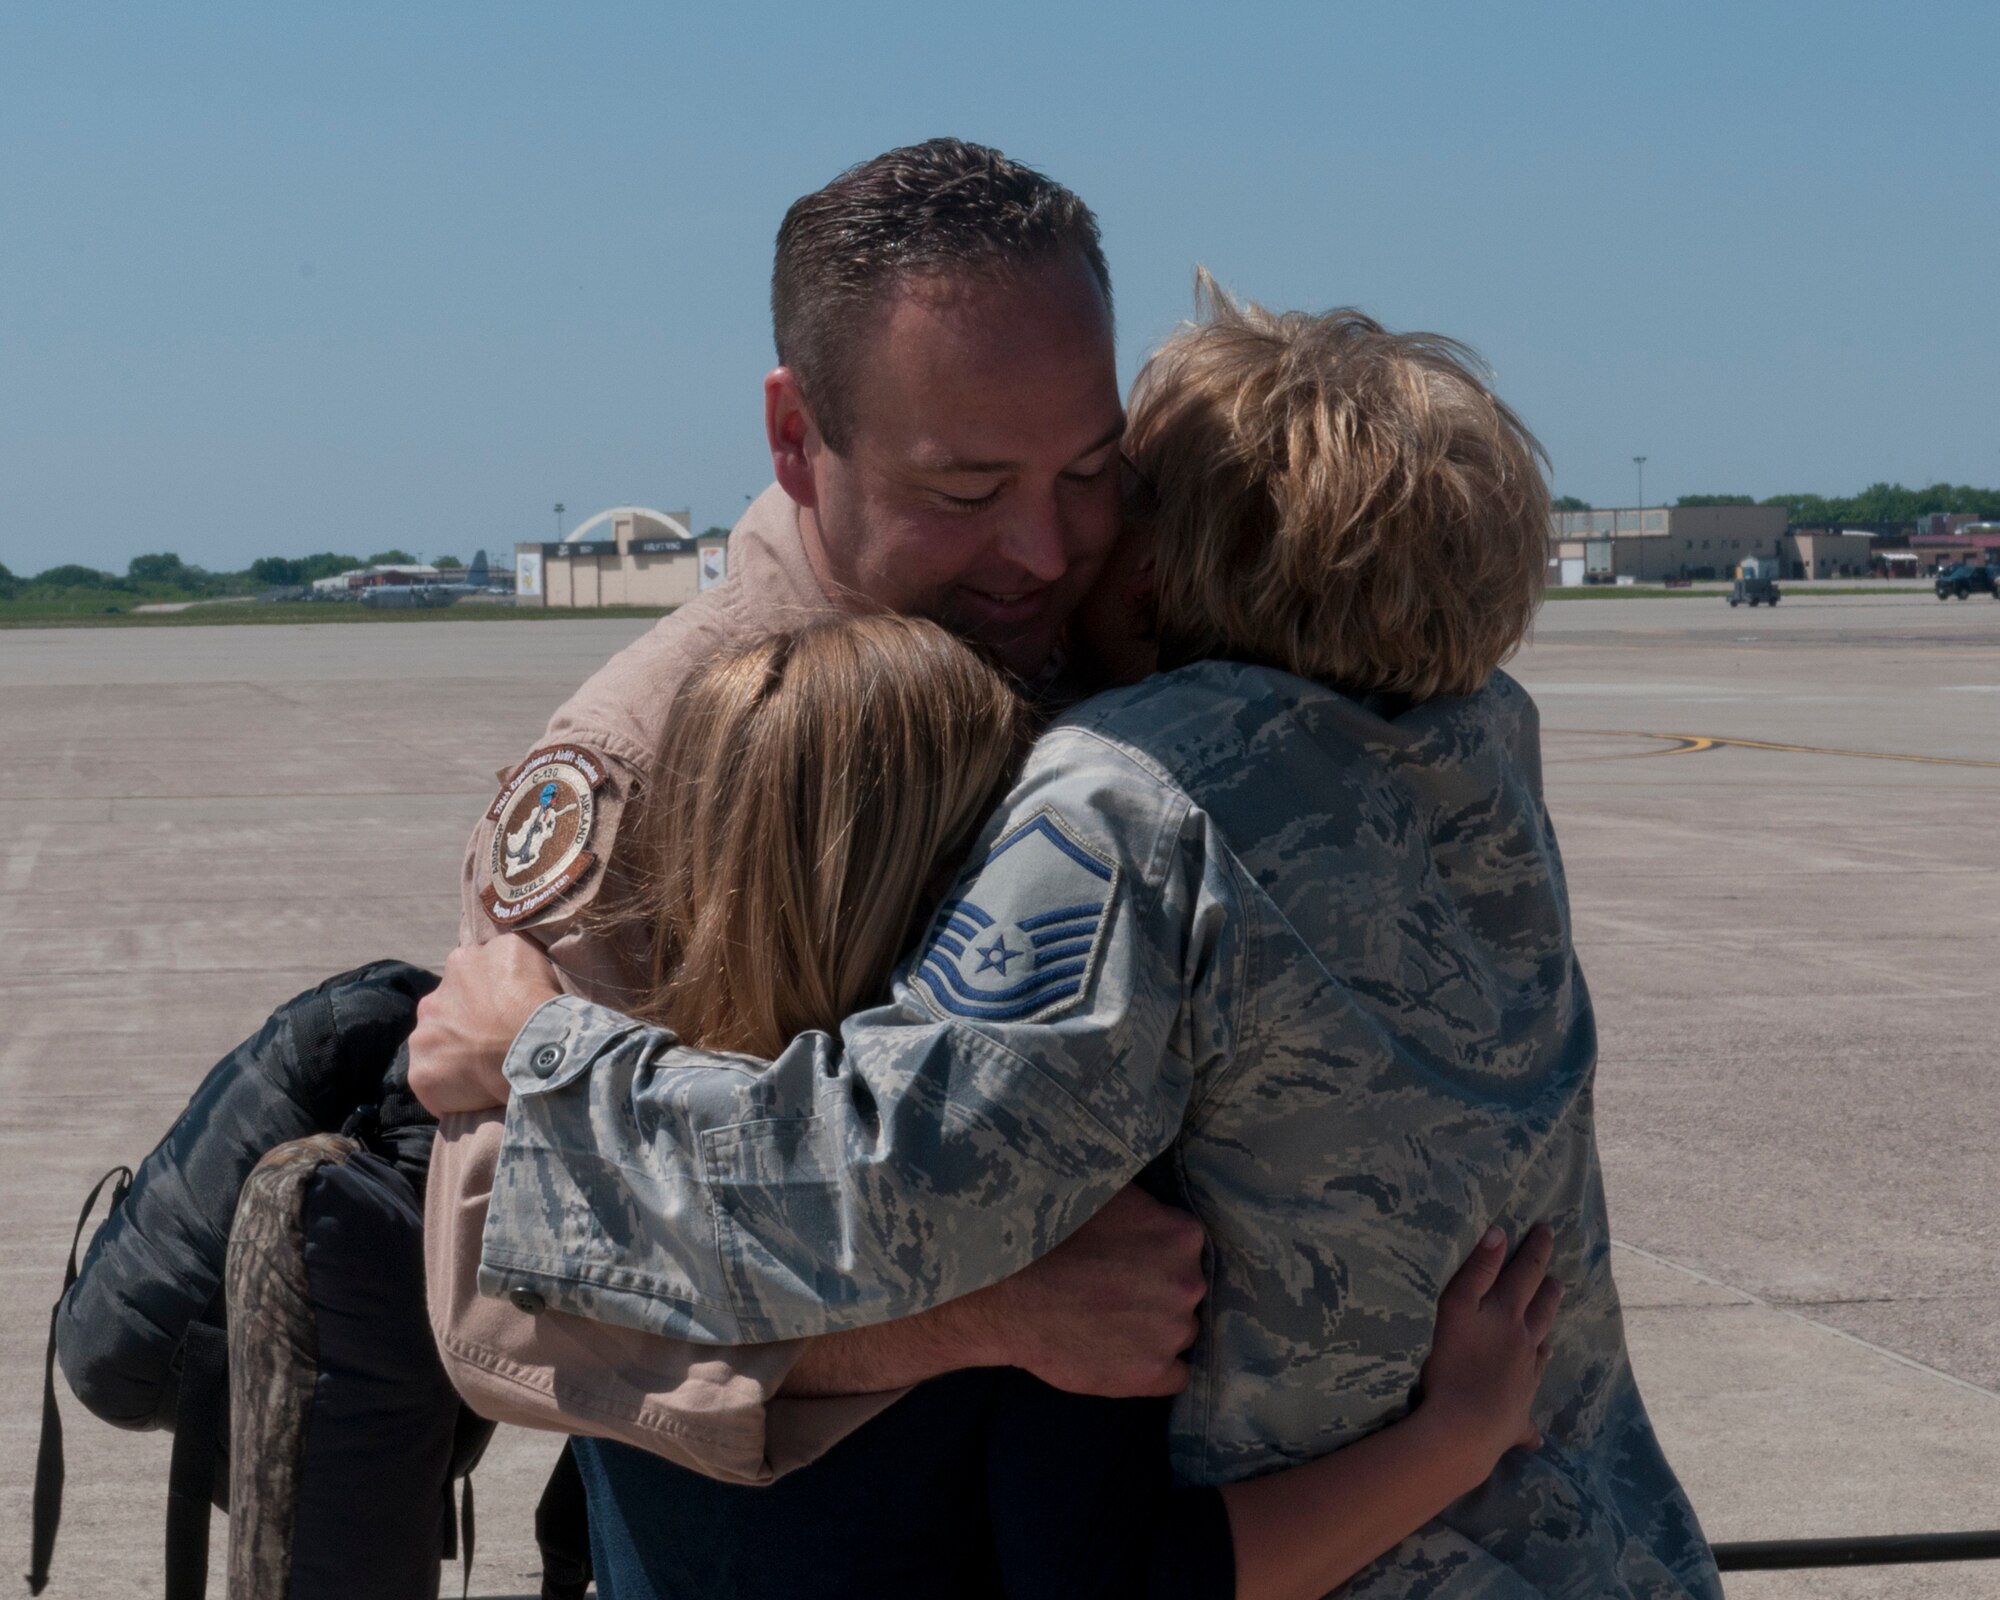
[482,660,1719,1598]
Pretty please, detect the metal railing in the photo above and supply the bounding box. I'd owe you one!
[1713,1530,2000,1571]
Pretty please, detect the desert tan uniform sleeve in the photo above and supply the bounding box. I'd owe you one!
[457,485,824,997]
[424,1111,906,1483]
[456,723,657,1003]
[439,487,889,1474]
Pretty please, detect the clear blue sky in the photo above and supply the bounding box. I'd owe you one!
[4,2,1995,576]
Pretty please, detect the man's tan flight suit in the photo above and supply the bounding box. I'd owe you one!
[426,486,902,1484]
[456,484,829,988]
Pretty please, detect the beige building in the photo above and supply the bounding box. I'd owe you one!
[1549,504,1787,584]
[1548,505,1870,583]
[514,507,727,610]
[1783,530,1875,579]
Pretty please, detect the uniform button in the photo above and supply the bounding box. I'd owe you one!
[509,1286,547,1314]
[531,1043,565,1077]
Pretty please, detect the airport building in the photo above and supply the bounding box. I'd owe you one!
[1784,530,1878,578]
[1914,512,1987,540]
[309,563,443,595]
[1548,504,1874,583]
[1908,525,2000,573]
[1549,504,1785,583]
[514,507,727,609]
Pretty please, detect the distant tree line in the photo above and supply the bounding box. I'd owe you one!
[2,549,435,599]
[8,528,723,607]
[22,553,233,595]
[1553,483,2000,524]
[1754,483,2000,526]
[244,551,419,586]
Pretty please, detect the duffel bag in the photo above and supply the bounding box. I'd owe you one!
[29,960,461,1597]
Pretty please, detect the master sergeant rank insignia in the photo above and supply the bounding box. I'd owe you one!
[481,744,609,929]
[913,808,1119,1026]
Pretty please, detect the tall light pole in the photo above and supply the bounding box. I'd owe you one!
[553,502,565,540]
[1633,457,1647,510]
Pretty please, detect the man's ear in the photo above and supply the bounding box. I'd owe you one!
[764,368,821,510]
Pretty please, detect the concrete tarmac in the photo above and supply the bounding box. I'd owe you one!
[3,591,1997,1596]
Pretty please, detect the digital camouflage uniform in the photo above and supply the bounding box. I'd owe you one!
[481,658,1721,1599]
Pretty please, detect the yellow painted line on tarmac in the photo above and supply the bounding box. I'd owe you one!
[1552,729,2000,769]
[1543,731,1715,764]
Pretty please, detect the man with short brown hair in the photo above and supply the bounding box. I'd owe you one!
[422,138,1206,1482]
[458,137,1128,992]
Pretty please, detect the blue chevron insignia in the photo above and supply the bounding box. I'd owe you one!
[912,808,1119,1025]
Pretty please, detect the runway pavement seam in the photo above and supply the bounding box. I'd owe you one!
[1613,1240,2000,1405]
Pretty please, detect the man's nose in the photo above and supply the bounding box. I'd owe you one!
[992,494,1069,584]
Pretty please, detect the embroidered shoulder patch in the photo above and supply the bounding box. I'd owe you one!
[480,744,610,929]
[913,808,1120,1026]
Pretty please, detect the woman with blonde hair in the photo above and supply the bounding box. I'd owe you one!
[439,283,1717,1599]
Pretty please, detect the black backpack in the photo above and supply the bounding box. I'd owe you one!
[28,959,590,1600]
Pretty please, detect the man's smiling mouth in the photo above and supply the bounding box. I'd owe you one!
[959,584,1051,621]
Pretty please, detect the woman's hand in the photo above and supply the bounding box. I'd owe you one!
[407,935,563,1115]
[1416,1222,1562,1482]
[1220,1223,1564,1600]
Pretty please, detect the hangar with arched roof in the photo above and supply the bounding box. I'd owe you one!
[515,507,728,609]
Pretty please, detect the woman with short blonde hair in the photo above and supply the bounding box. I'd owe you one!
[1129,274,1549,701]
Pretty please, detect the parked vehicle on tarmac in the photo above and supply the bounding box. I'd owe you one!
[1728,575,1782,607]
[1933,564,1999,600]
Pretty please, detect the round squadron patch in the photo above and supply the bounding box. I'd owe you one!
[480,744,610,929]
